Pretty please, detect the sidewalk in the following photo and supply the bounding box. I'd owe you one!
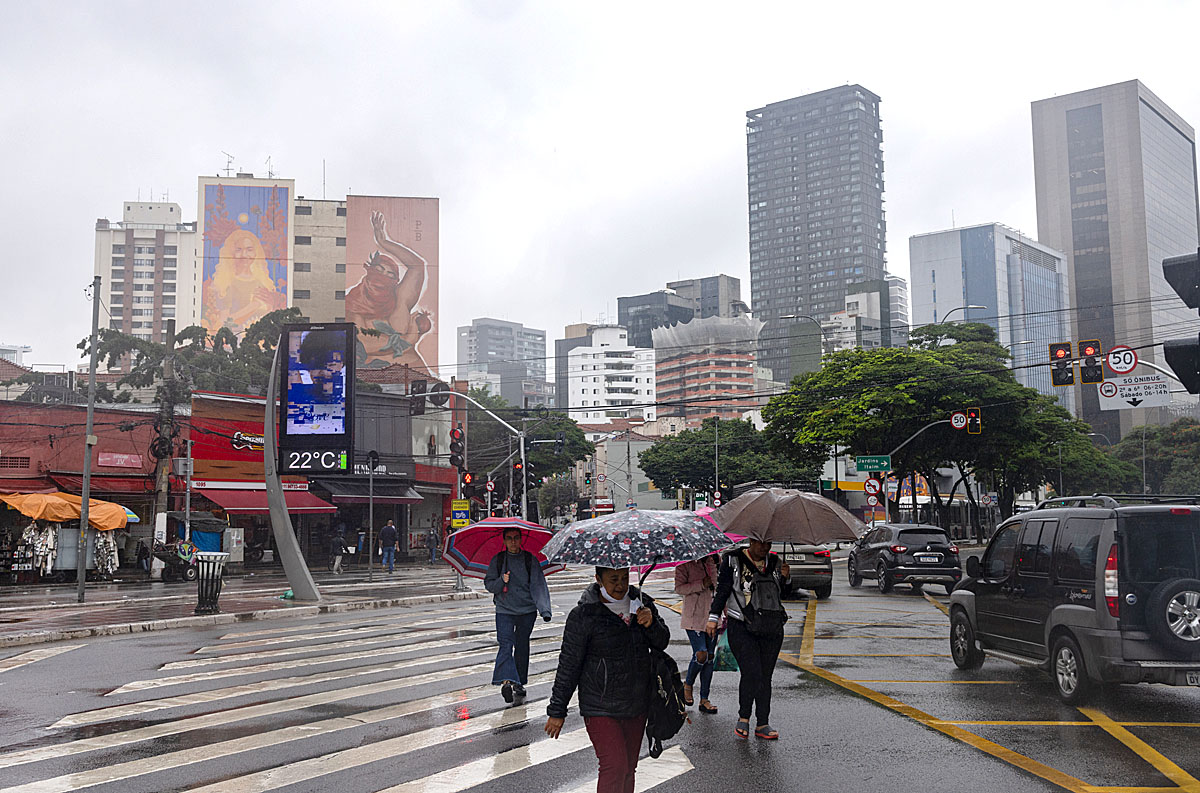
[0,566,486,649]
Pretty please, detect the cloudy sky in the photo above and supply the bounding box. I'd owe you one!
[2,0,1197,377]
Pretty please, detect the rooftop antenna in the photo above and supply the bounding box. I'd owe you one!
[221,151,235,177]
[265,156,275,178]
[322,159,326,199]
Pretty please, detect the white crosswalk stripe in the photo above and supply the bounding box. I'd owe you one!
[559,747,694,793]
[0,645,81,674]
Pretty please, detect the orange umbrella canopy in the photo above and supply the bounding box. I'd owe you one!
[0,492,128,531]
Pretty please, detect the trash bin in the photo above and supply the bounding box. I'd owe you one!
[194,551,230,615]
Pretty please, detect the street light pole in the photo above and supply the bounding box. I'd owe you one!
[938,305,987,324]
[77,275,101,604]
[367,450,378,583]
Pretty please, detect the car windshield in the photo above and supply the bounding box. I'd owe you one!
[897,530,948,546]
[1121,512,1200,583]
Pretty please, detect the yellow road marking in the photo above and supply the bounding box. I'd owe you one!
[1079,707,1200,792]
[923,591,950,615]
[815,653,951,657]
[798,598,816,664]
[938,720,1200,728]
[1082,788,1188,792]
[818,621,948,626]
[854,680,1017,685]
[663,601,683,615]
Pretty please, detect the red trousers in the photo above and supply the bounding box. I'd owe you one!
[584,714,647,793]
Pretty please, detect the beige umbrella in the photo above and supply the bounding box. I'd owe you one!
[708,488,864,544]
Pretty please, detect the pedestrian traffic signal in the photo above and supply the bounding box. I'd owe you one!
[966,407,981,435]
[410,379,427,416]
[1163,250,1200,393]
[1049,342,1075,387]
[462,471,474,486]
[1078,339,1104,385]
[449,425,465,469]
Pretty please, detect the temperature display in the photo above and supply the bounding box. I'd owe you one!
[280,449,349,474]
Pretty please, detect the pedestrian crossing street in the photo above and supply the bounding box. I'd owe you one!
[1,586,695,793]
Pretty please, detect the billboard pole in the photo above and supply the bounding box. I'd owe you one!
[263,344,321,602]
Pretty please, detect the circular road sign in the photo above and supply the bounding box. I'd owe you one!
[864,479,882,496]
[485,480,495,492]
[866,494,880,507]
[1099,381,1119,399]
[950,411,968,430]
[502,498,511,508]
[1106,345,1138,375]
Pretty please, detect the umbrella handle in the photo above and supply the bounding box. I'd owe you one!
[637,555,662,590]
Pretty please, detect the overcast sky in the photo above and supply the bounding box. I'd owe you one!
[2,0,1197,378]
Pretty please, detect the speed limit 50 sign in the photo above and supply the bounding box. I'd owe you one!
[1106,345,1138,375]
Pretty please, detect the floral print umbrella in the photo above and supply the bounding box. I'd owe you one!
[541,509,735,569]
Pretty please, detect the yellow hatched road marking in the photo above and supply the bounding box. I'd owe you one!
[937,720,1200,728]
[1079,707,1200,792]
[815,653,951,657]
[854,680,1017,685]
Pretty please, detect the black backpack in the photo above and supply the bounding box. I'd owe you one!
[645,647,688,758]
[732,552,789,637]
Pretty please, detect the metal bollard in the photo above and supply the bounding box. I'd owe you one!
[194,551,230,615]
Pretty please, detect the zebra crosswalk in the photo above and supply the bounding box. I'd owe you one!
[3,588,695,793]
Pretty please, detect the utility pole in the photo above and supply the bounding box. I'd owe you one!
[519,420,528,521]
[507,436,513,517]
[713,419,719,503]
[153,320,177,524]
[184,439,193,542]
[625,431,633,509]
[77,276,101,603]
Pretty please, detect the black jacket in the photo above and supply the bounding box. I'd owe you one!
[709,548,789,624]
[547,583,670,719]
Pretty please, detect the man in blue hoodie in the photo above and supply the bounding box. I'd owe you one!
[484,527,553,705]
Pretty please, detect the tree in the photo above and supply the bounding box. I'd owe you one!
[537,477,579,524]
[638,418,821,500]
[1111,418,1200,494]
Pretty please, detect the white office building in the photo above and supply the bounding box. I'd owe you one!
[566,326,656,424]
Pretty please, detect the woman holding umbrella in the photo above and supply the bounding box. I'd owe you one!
[484,527,553,705]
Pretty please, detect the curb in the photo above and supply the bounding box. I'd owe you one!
[0,590,484,650]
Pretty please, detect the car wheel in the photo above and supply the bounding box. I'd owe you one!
[1145,578,1200,655]
[847,556,861,588]
[876,561,892,594]
[1051,634,1091,704]
[950,609,984,670]
[183,565,199,582]
[814,584,832,600]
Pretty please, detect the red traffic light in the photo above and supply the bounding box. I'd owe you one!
[1082,344,1097,357]
[1054,347,1067,359]
[513,462,523,471]
[462,472,474,485]
[450,427,464,442]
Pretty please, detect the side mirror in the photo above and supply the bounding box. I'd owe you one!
[966,555,982,578]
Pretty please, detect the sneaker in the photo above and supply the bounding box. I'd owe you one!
[513,683,526,697]
[513,690,526,706]
[501,681,514,703]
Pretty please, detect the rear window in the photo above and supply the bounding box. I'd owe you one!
[1053,517,1103,582]
[897,530,948,546]
[1121,512,1200,584]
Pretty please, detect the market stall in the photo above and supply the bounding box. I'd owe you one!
[0,491,128,583]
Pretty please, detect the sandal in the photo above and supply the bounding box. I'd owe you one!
[682,683,694,707]
[699,700,718,714]
[735,718,750,738]
[754,725,779,740]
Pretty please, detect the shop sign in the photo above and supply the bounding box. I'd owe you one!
[98,452,143,468]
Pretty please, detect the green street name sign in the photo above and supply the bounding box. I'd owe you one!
[856,455,892,472]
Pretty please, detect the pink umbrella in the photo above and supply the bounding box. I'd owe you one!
[442,516,565,580]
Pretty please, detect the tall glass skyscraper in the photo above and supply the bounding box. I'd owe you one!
[747,85,887,384]
[1033,80,1199,440]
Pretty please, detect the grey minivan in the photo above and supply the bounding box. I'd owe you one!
[949,495,1200,703]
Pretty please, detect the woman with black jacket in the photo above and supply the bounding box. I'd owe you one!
[707,540,790,740]
[544,566,671,793]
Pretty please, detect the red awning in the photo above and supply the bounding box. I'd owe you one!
[50,475,156,495]
[0,478,56,495]
[201,488,338,514]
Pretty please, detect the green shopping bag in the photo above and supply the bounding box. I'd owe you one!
[714,630,738,672]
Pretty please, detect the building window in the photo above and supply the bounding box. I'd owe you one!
[294,289,311,299]
[110,281,125,291]
[163,295,175,305]
[335,263,346,273]
[164,245,177,255]
[110,269,125,279]
[162,283,175,292]
[294,262,311,272]
[164,258,176,267]
[295,205,313,215]
[112,245,125,254]
[335,290,345,300]
[335,237,346,247]
[295,236,312,245]
[112,257,124,267]
[336,206,347,217]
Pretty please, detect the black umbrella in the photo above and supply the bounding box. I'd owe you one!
[541,509,733,572]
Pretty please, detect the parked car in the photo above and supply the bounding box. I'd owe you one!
[778,543,833,599]
[949,495,1200,703]
[847,524,961,595]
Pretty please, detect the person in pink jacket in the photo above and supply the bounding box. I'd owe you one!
[674,554,719,714]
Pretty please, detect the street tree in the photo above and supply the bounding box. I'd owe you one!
[537,476,579,524]
[1111,418,1200,494]
[638,418,820,500]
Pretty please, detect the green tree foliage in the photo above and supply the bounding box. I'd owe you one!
[638,418,821,499]
[537,476,579,524]
[762,322,1138,522]
[1111,418,1200,494]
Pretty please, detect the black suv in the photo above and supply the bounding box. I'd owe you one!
[847,524,961,595]
[950,495,1200,703]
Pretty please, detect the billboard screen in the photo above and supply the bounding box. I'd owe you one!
[199,178,293,336]
[344,196,439,376]
[278,323,357,475]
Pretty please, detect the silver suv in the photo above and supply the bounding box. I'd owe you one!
[949,495,1200,703]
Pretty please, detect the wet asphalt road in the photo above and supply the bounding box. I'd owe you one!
[3,561,1200,792]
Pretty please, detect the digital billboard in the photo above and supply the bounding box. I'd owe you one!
[344,196,439,376]
[198,177,293,337]
[277,323,357,475]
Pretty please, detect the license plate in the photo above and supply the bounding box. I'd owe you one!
[1187,672,1200,686]
[795,554,806,562]
[915,555,939,563]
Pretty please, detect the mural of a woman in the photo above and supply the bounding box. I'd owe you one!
[203,229,287,335]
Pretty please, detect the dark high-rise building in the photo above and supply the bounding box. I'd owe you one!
[747,85,887,384]
[617,290,696,349]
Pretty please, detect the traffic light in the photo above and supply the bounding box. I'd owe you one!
[554,431,566,454]
[1163,250,1200,393]
[410,379,427,416]
[461,471,476,498]
[449,425,465,469]
[1079,339,1104,385]
[513,461,524,474]
[584,471,592,487]
[1049,342,1075,387]
[966,407,981,435]
[462,471,475,486]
